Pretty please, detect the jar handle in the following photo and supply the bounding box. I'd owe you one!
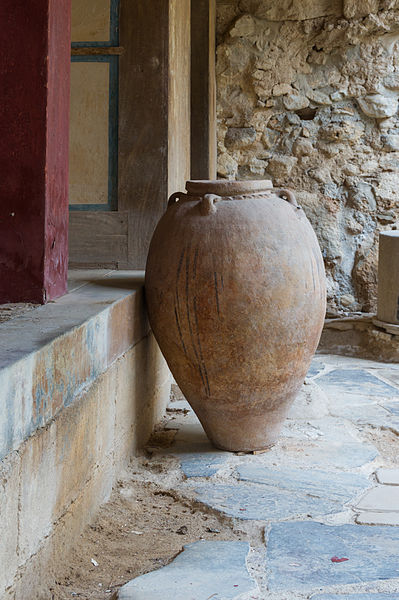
[200,194,220,215]
[167,191,186,208]
[274,188,299,208]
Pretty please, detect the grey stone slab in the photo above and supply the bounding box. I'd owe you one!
[356,511,399,526]
[192,473,366,521]
[117,540,257,600]
[312,595,399,600]
[307,361,326,378]
[327,404,399,435]
[164,419,230,477]
[373,369,399,388]
[300,439,379,468]
[317,369,399,399]
[377,469,399,485]
[356,485,399,512]
[257,437,378,470]
[174,442,229,478]
[383,401,399,416]
[287,383,330,421]
[329,403,391,422]
[267,521,399,591]
[318,355,399,370]
[266,418,378,470]
[237,465,370,502]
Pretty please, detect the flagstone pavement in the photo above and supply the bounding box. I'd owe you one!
[116,354,399,600]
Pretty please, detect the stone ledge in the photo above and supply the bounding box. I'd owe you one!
[320,313,399,362]
[0,270,149,461]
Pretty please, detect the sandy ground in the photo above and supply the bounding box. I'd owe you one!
[51,460,244,599]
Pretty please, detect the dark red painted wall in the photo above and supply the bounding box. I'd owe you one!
[0,0,70,303]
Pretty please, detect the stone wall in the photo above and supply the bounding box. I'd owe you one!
[216,0,399,315]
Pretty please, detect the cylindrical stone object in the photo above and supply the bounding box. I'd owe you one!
[377,231,399,324]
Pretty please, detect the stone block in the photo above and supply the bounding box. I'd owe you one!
[0,452,20,596]
[106,290,148,365]
[376,468,399,485]
[317,369,399,399]
[383,401,399,416]
[0,355,35,461]
[191,464,370,521]
[1,273,171,597]
[266,155,297,178]
[18,373,117,566]
[358,95,398,119]
[12,455,114,600]
[172,440,229,477]
[311,593,399,600]
[344,0,380,19]
[283,94,309,111]
[267,521,399,591]
[18,424,59,563]
[272,83,293,96]
[306,360,326,378]
[237,465,370,501]
[114,334,170,462]
[246,0,342,21]
[192,473,363,521]
[224,127,256,149]
[329,404,399,433]
[117,540,257,600]
[381,134,399,152]
[356,511,399,526]
[356,485,399,512]
[257,422,378,470]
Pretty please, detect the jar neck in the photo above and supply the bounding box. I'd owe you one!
[185,180,273,198]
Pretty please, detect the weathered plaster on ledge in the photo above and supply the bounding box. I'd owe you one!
[0,272,149,461]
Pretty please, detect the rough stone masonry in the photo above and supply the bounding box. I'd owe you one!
[216,0,399,315]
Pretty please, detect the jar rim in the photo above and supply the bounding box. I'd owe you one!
[185,179,273,197]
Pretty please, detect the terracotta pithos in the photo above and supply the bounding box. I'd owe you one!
[145,180,326,452]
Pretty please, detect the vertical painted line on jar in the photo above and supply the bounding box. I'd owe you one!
[193,295,211,397]
[175,247,189,359]
[174,306,188,358]
[214,271,221,317]
[185,248,207,392]
[193,247,199,279]
[175,247,185,315]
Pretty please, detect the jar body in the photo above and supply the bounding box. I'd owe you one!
[145,180,326,451]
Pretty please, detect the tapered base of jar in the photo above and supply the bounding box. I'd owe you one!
[212,441,276,453]
[193,401,293,453]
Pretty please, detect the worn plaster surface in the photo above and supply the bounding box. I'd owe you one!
[117,353,399,599]
[216,0,399,315]
[0,270,171,600]
[0,270,148,461]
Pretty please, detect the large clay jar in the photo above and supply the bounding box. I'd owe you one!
[145,180,326,452]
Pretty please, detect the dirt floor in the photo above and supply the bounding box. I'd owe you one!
[51,474,243,599]
[49,384,244,598]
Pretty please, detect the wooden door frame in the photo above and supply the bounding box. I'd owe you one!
[69,0,216,269]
